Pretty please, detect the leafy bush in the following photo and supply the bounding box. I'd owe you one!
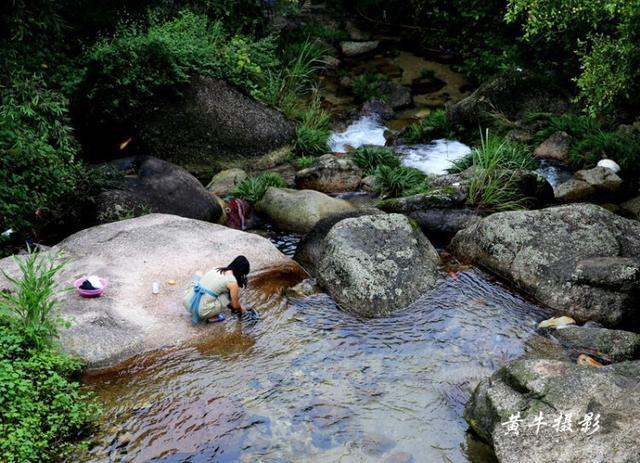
[0,247,100,462]
[84,11,279,122]
[231,172,287,203]
[0,76,81,235]
[291,95,331,156]
[296,155,316,169]
[351,146,401,175]
[405,109,455,143]
[352,73,387,102]
[373,165,429,198]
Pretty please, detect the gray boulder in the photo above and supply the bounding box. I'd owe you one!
[550,325,640,362]
[295,154,363,193]
[135,77,295,180]
[376,81,412,110]
[448,70,569,127]
[0,214,306,368]
[451,204,640,327]
[410,208,482,244]
[575,166,624,193]
[206,168,248,197]
[533,131,571,162]
[553,178,595,203]
[465,359,640,463]
[96,156,223,223]
[340,40,379,57]
[620,195,640,220]
[377,189,467,214]
[255,187,355,233]
[317,214,440,317]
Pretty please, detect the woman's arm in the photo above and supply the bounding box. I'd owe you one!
[227,282,245,313]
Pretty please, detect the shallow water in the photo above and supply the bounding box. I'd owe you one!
[81,267,551,463]
[329,116,388,153]
[535,160,572,187]
[396,140,471,176]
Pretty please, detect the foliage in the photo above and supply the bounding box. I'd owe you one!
[450,130,534,173]
[0,76,82,235]
[373,165,429,198]
[462,131,534,210]
[231,172,287,203]
[352,73,387,102]
[299,22,350,43]
[0,248,66,346]
[351,146,401,175]
[291,95,331,156]
[295,155,316,169]
[405,109,455,143]
[84,11,279,122]
[0,248,100,462]
[506,0,640,116]
[529,113,639,170]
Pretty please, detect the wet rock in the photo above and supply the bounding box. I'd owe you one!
[451,204,640,327]
[317,214,440,317]
[505,129,533,144]
[295,154,363,193]
[409,208,482,245]
[206,168,248,197]
[0,214,305,368]
[360,175,379,193]
[322,55,341,71]
[538,316,576,329]
[285,278,320,298]
[135,77,295,180]
[533,131,571,162]
[96,156,223,223]
[345,21,371,41]
[620,195,640,220]
[340,40,379,57]
[575,166,623,193]
[361,432,397,457]
[376,81,412,110]
[411,76,446,94]
[377,189,466,214]
[255,187,355,233]
[551,326,640,362]
[447,70,569,128]
[465,359,640,463]
[294,209,384,275]
[361,99,395,120]
[553,178,595,203]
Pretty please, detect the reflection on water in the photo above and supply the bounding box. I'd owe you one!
[81,269,551,463]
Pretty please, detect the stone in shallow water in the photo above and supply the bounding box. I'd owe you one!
[361,432,397,457]
[340,40,379,57]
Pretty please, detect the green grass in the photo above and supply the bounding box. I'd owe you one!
[462,130,535,210]
[0,247,100,462]
[528,112,640,171]
[299,22,350,43]
[373,165,430,198]
[231,172,287,203]
[296,155,316,169]
[352,73,387,102]
[351,146,401,175]
[405,109,455,143]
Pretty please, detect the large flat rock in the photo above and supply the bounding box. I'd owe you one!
[0,214,305,368]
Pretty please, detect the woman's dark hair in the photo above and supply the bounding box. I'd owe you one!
[217,255,250,288]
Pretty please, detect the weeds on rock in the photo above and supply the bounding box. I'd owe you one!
[352,73,387,102]
[351,146,401,175]
[373,165,430,198]
[405,109,457,143]
[231,172,287,203]
[450,130,535,173]
[296,155,316,169]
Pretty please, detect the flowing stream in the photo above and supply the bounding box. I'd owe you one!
[82,265,550,463]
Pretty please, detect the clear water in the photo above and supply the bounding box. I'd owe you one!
[535,160,572,187]
[396,140,472,176]
[80,268,551,463]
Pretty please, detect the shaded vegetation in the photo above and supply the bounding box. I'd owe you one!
[231,172,287,203]
[373,165,430,198]
[351,146,401,175]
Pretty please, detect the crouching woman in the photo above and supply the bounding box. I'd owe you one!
[183,255,256,324]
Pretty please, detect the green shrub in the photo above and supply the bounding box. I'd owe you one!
[231,172,287,203]
[405,109,455,143]
[0,247,100,462]
[450,130,535,173]
[299,22,350,43]
[0,76,81,235]
[294,126,330,156]
[296,155,316,169]
[84,11,278,122]
[373,165,429,198]
[352,73,387,102]
[351,146,401,175]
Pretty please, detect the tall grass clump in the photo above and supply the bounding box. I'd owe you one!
[373,165,429,198]
[352,73,387,102]
[231,172,287,203]
[463,130,535,210]
[351,146,401,175]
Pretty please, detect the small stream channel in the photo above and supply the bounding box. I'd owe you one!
[78,47,557,463]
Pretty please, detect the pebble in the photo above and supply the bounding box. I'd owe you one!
[577,354,603,367]
[538,316,576,329]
